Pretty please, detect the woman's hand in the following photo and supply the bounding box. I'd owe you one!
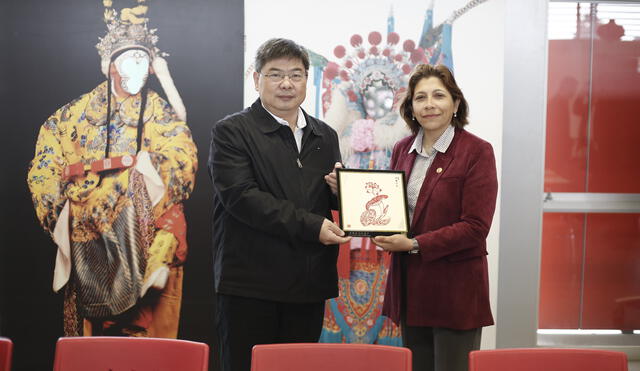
[371,234,414,252]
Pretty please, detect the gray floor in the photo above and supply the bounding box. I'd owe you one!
[630,361,640,371]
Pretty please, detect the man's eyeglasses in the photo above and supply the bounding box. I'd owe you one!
[260,71,307,83]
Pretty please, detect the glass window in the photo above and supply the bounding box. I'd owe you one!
[541,1,640,343]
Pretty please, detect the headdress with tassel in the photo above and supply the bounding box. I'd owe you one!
[96,0,186,121]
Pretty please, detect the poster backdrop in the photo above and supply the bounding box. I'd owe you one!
[0,1,243,370]
[1,0,505,369]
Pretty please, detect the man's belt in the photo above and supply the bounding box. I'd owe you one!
[63,155,136,180]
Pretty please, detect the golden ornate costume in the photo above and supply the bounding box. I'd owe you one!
[27,81,197,336]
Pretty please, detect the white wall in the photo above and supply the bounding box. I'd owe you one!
[244,0,505,349]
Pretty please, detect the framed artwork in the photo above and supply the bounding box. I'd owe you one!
[337,168,409,236]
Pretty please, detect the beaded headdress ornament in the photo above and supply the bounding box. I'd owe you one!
[324,31,430,109]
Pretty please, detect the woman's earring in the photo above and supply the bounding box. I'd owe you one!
[453,112,458,118]
[412,115,416,121]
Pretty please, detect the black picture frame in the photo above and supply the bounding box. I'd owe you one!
[337,168,409,237]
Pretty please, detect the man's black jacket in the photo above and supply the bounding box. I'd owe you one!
[208,99,341,302]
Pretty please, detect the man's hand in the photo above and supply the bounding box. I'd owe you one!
[371,234,414,252]
[324,162,342,195]
[319,218,351,245]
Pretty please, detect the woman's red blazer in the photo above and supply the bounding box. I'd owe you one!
[382,128,498,330]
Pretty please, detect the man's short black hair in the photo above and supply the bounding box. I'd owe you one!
[254,38,310,73]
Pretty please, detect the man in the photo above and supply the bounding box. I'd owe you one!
[27,3,197,337]
[209,38,350,371]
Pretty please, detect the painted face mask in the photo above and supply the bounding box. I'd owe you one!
[363,80,394,120]
[114,49,150,95]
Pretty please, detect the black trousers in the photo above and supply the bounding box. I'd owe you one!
[215,294,325,371]
[403,323,482,371]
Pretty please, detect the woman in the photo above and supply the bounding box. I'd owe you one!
[373,64,498,371]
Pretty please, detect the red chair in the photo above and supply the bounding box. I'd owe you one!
[251,343,412,371]
[469,348,628,371]
[53,336,209,371]
[0,337,12,371]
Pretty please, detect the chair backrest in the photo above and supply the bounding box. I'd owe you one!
[251,343,412,371]
[53,336,209,371]
[469,348,628,371]
[0,337,12,371]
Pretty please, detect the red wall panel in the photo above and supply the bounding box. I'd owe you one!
[539,213,584,329]
[582,213,640,330]
[544,40,590,193]
[587,41,640,193]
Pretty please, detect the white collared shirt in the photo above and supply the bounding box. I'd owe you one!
[263,105,307,152]
[406,125,456,223]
